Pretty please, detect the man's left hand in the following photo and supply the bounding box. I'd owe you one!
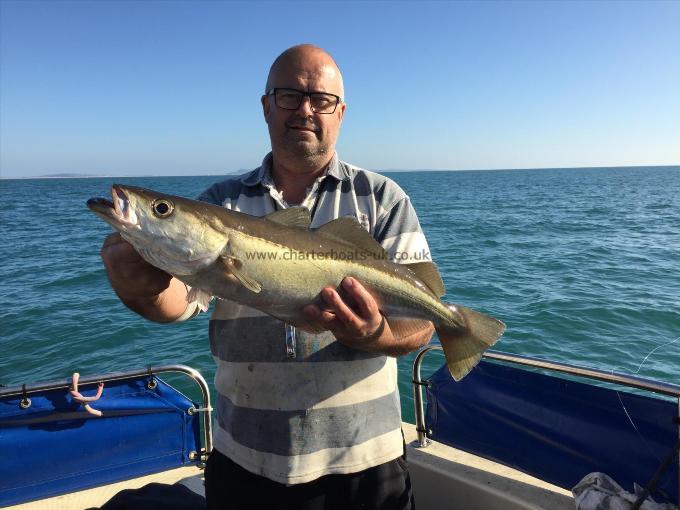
[303,277,387,352]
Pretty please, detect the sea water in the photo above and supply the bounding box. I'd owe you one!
[1,166,678,422]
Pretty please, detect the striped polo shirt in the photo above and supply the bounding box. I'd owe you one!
[193,152,431,484]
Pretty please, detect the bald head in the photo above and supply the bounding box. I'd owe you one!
[262,44,347,177]
[265,44,344,98]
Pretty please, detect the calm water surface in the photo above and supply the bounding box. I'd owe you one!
[1,166,678,422]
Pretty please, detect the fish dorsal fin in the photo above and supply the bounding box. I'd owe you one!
[404,261,446,298]
[316,217,387,259]
[265,207,311,229]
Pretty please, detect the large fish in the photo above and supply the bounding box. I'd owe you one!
[88,185,505,380]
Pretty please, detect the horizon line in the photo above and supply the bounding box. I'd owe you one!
[1,163,679,180]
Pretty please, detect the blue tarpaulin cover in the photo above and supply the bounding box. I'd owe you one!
[0,376,201,507]
[425,359,678,505]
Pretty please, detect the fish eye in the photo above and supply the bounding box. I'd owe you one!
[152,199,174,218]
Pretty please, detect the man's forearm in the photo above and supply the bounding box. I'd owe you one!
[117,277,190,323]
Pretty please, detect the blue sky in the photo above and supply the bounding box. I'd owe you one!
[1,0,678,177]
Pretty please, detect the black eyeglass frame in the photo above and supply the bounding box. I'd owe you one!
[266,88,343,114]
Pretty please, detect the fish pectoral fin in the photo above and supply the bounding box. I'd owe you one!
[219,255,262,293]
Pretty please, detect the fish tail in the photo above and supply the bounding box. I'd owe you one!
[435,304,506,381]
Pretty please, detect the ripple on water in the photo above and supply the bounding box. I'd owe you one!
[2,169,679,419]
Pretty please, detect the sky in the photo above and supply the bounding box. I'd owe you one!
[1,0,679,178]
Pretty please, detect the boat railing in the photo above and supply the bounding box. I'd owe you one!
[0,364,213,460]
[412,346,680,449]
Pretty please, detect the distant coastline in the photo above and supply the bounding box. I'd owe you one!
[4,173,112,179]
[0,173,115,180]
[0,170,246,180]
[1,165,678,180]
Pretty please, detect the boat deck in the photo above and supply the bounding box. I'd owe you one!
[402,423,574,510]
[6,423,573,510]
[5,465,203,510]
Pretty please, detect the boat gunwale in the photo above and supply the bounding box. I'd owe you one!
[0,364,213,456]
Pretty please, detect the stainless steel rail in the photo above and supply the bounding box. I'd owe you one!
[412,346,680,449]
[1,364,213,459]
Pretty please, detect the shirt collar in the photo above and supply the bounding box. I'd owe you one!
[240,152,350,187]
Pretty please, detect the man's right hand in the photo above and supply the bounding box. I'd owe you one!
[100,233,189,322]
[101,233,172,299]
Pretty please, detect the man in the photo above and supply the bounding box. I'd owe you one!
[101,44,434,509]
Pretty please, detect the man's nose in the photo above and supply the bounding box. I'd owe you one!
[295,95,314,115]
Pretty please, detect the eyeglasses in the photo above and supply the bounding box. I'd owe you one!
[267,88,342,114]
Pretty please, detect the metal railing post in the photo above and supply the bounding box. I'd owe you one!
[412,345,443,447]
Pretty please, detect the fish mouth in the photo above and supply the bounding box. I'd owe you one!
[86,185,138,228]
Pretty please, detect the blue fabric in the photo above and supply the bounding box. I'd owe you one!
[0,376,201,507]
[425,360,678,505]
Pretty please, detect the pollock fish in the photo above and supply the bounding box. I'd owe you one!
[87,185,505,380]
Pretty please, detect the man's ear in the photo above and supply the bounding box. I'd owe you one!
[337,102,346,122]
[261,94,270,122]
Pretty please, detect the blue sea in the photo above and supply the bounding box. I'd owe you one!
[1,166,678,422]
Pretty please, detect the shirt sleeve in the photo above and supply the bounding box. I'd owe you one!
[374,196,432,264]
[196,183,225,206]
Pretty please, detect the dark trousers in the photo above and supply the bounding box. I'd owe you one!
[204,449,415,510]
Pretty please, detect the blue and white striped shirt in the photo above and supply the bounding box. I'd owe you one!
[192,152,431,484]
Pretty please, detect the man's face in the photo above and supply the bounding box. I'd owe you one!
[262,53,345,166]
